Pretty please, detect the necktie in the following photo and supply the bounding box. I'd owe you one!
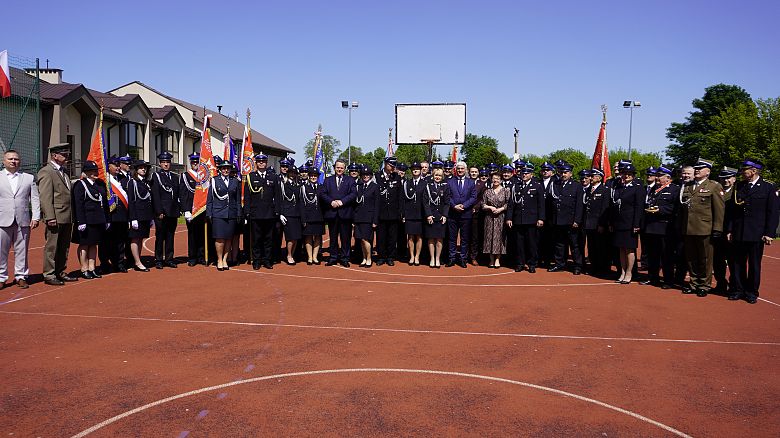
[337,176,341,189]
[260,172,265,179]
[459,178,463,190]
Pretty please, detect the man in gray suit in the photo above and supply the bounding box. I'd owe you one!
[37,143,77,285]
[0,150,40,289]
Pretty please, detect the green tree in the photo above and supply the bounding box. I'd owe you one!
[304,133,342,174]
[461,133,510,168]
[362,147,387,172]
[545,148,590,171]
[701,101,760,170]
[666,84,752,166]
[394,144,429,165]
[756,98,780,181]
[337,146,366,165]
[607,148,664,179]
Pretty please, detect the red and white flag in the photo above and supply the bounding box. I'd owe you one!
[591,110,612,179]
[0,50,11,98]
[192,114,216,217]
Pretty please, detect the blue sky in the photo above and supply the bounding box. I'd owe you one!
[5,0,779,160]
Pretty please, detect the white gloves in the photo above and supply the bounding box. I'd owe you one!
[78,224,86,232]
[279,215,287,225]
[184,211,192,222]
[131,220,139,230]
[105,223,111,230]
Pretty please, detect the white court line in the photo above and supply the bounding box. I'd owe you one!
[230,267,612,288]
[70,368,692,438]
[758,297,780,307]
[3,310,778,347]
[0,281,82,306]
[335,265,516,278]
[764,255,780,260]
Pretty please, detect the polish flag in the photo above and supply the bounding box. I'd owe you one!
[0,50,11,98]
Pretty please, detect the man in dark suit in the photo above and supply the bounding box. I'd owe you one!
[726,159,779,303]
[150,151,180,269]
[321,159,357,267]
[375,157,402,266]
[506,164,545,272]
[446,161,477,267]
[549,163,585,274]
[244,153,278,269]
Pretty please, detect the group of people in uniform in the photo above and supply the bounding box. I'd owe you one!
[50,145,780,304]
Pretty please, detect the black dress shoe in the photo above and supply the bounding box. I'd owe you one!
[165,261,178,268]
[547,265,563,272]
[90,270,102,279]
[58,274,78,282]
[134,266,150,272]
[359,262,366,267]
[527,267,536,273]
[187,261,197,267]
[285,260,296,266]
[660,283,672,290]
[217,267,224,271]
[458,261,467,268]
[81,271,95,279]
[515,266,525,273]
[44,278,65,286]
[414,262,420,266]
[746,296,758,304]
[326,259,337,266]
[155,262,164,270]
[264,262,274,269]
[307,261,313,266]
[696,289,708,297]
[387,260,395,267]
[117,265,128,273]
[445,261,455,268]
[573,268,582,275]
[340,260,350,268]
[727,294,742,301]
[314,260,321,265]
[640,279,658,286]
[375,259,385,266]
[681,286,695,294]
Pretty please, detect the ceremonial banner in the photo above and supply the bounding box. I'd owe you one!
[591,110,612,179]
[192,115,216,217]
[86,109,116,210]
[0,50,11,98]
[312,127,325,184]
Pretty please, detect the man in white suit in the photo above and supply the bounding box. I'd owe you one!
[0,150,40,289]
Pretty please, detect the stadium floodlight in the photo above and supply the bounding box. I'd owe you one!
[623,100,642,159]
[341,100,359,163]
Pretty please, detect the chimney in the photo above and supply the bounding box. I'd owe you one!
[25,67,63,84]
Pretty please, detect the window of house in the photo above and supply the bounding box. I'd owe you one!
[125,123,143,159]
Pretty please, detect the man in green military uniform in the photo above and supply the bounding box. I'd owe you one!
[679,158,725,297]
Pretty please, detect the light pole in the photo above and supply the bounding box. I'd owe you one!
[341,100,359,164]
[623,100,641,160]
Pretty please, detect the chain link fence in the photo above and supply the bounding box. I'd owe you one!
[0,54,40,173]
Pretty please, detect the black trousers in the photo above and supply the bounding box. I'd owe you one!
[154,216,178,262]
[186,214,207,263]
[732,240,764,298]
[376,219,399,261]
[644,233,676,284]
[712,235,733,289]
[554,225,582,269]
[514,224,539,268]
[327,217,353,262]
[539,223,554,266]
[585,229,610,275]
[99,221,128,268]
[251,218,276,264]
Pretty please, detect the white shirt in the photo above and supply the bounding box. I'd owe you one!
[3,169,19,194]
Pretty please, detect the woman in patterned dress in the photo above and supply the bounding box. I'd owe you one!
[482,173,510,268]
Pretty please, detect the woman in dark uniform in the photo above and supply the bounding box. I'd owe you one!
[300,168,324,265]
[207,158,242,271]
[609,164,645,284]
[423,168,451,268]
[353,166,379,267]
[127,160,154,272]
[402,162,425,265]
[276,165,302,265]
[72,161,110,279]
[229,164,243,266]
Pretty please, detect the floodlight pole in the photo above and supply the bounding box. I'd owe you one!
[623,100,640,161]
[342,100,358,164]
[513,127,519,156]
